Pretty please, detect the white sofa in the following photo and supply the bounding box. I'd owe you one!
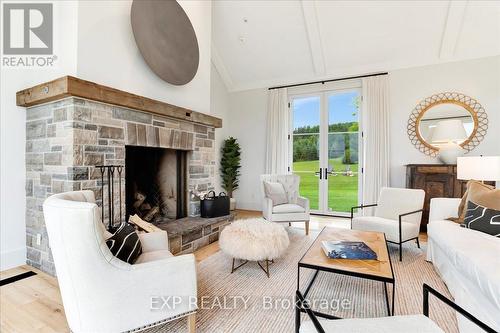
[43,191,197,333]
[261,174,310,235]
[427,198,500,332]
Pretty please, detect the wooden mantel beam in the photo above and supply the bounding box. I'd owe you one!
[16,76,222,128]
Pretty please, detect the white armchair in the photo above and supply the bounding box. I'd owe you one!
[296,284,496,333]
[351,187,425,261]
[43,191,197,333]
[261,174,310,235]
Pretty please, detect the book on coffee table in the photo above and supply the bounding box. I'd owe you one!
[321,240,378,260]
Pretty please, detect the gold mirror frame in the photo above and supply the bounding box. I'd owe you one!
[407,92,488,157]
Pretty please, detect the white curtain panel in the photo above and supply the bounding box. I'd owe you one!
[265,87,289,174]
[362,75,390,206]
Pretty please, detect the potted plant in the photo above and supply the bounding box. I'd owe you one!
[220,137,241,210]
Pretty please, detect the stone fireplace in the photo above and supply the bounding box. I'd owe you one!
[19,76,232,275]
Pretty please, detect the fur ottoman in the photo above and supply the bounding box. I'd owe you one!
[219,218,290,277]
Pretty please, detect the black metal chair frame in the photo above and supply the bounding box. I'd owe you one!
[295,283,496,333]
[350,204,423,261]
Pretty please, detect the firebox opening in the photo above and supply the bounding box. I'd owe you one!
[125,146,187,223]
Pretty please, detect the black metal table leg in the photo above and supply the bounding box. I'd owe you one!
[304,270,319,299]
[392,281,395,315]
[297,266,300,290]
[384,282,390,316]
[296,266,301,333]
[295,292,301,333]
[384,281,396,316]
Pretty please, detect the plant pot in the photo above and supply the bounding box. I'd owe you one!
[229,198,236,211]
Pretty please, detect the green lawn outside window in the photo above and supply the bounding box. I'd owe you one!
[293,157,358,213]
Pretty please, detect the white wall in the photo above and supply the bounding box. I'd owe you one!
[389,56,500,187]
[210,69,268,208]
[210,63,230,193]
[76,0,212,114]
[1,0,214,271]
[227,88,268,210]
[227,56,500,211]
[0,1,79,270]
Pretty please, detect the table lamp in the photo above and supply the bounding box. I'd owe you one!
[457,156,500,183]
[431,119,467,164]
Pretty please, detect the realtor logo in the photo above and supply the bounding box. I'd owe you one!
[3,3,53,55]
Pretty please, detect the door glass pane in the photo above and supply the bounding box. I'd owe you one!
[327,92,360,213]
[292,96,320,210]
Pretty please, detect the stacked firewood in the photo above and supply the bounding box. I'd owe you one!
[132,191,160,222]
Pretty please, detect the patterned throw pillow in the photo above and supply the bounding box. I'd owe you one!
[464,201,500,237]
[452,181,497,223]
[106,223,143,263]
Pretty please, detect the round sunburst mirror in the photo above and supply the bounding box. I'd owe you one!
[407,92,488,158]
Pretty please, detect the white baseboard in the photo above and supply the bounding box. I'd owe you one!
[235,200,261,211]
[0,247,26,271]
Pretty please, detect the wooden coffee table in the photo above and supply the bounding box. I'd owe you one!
[297,227,395,322]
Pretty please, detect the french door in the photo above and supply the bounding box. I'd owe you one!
[289,89,362,216]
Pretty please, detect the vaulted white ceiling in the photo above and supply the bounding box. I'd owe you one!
[212,0,500,91]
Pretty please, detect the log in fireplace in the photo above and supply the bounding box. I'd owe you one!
[125,146,187,222]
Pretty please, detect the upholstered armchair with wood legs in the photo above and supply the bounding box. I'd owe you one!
[43,190,197,333]
[350,187,425,261]
[261,174,310,235]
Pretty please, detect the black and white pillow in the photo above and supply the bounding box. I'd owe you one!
[106,223,142,263]
[464,201,500,237]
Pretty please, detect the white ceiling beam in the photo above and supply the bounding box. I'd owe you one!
[440,0,468,59]
[211,43,235,91]
[301,0,326,75]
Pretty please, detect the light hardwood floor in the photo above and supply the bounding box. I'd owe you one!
[0,211,425,332]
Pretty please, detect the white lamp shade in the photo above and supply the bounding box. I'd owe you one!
[457,156,500,181]
[431,119,467,143]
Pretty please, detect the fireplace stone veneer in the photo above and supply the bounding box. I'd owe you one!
[24,97,218,275]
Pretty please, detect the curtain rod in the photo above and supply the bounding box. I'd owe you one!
[268,72,388,90]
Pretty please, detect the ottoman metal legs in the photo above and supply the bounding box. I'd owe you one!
[231,258,274,278]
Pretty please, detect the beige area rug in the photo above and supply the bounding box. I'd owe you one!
[147,228,458,333]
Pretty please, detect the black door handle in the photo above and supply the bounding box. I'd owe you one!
[315,168,322,180]
[325,169,335,180]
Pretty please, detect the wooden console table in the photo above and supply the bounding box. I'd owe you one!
[406,164,494,230]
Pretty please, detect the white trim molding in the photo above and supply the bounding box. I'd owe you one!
[440,1,468,59]
[211,43,235,91]
[301,0,326,76]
